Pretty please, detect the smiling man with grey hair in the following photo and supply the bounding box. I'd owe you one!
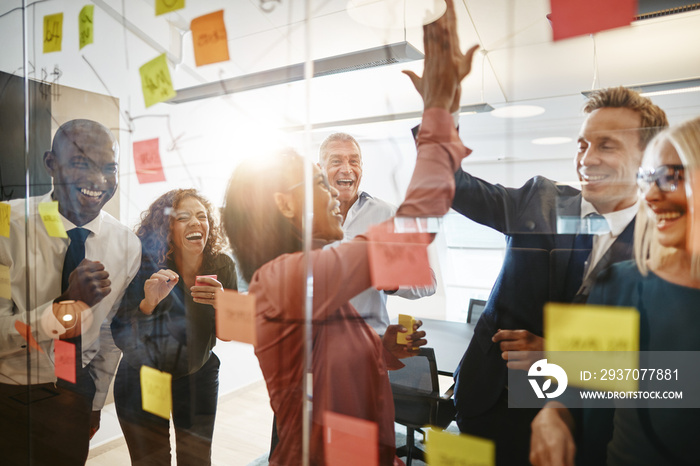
[319,132,436,334]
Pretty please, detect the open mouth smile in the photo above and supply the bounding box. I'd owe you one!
[335,179,355,187]
[185,232,204,242]
[79,187,105,202]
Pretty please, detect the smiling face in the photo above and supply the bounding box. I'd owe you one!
[641,139,688,250]
[575,107,644,214]
[320,139,363,210]
[171,196,210,258]
[282,164,344,243]
[45,121,118,226]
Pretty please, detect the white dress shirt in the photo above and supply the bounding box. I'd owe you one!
[580,198,638,279]
[0,193,140,409]
[327,191,436,333]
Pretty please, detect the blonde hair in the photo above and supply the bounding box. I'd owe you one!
[634,116,700,280]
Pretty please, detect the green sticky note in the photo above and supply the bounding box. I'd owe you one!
[38,201,67,238]
[43,13,63,53]
[79,5,94,50]
[426,428,495,466]
[0,264,10,300]
[139,54,177,108]
[0,203,10,238]
[140,366,172,419]
[156,0,185,16]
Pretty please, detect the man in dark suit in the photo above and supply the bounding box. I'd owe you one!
[451,87,668,464]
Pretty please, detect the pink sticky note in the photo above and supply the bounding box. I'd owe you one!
[54,339,76,384]
[549,0,637,41]
[14,320,45,354]
[323,411,378,466]
[366,221,432,290]
[215,289,257,345]
[133,138,166,184]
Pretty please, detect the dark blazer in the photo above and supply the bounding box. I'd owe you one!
[452,169,635,418]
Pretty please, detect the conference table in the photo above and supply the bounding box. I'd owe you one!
[391,317,474,376]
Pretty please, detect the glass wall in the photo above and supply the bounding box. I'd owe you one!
[1,0,700,464]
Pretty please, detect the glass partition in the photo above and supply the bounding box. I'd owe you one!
[1,0,700,465]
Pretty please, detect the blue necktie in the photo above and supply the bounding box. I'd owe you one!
[62,228,90,293]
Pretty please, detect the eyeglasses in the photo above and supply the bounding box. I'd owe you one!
[286,174,332,193]
[637,164,684,193]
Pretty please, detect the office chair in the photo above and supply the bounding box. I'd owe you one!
[389,347,456,466]
[467,298,486,324]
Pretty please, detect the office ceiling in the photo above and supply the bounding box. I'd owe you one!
[29,0,694,167]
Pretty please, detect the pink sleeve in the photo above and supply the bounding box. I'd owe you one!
[397,108,471,218]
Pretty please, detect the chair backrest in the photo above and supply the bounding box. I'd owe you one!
[467,298,486,324]
[388,347,439,395]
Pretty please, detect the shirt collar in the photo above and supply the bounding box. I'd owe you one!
[43,190,103,237]
[580,198,638,237]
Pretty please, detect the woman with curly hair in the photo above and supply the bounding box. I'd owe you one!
[111,188,236,465]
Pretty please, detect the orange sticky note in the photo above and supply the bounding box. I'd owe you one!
[139,54,176,107]
[426,428,495,466]
[156,0,185,16]
[323,411,378,466]
[215,290,257,345]
[549,0,636,41]
[14,321,44,354]
[38,201,68,238]
[191,10,230,66]
[133,138,166,184]
[0,202,10,237]
[54,339,76,384]
[140,366,172,419]
[366,221,432,289]
[43,13,63,53]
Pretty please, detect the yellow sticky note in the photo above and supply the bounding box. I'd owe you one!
[156,0,185,16]
[38,201,67,238]
[0,203,10,237]
[426,428,495,466]
[43,13,63,53]
[139,54,176,108]
[140,366,172,419]
[0,264,10,300]
[79,5,94,50]
[397,314,415,345]
[545,303,639,352]
[545,303,639,391]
